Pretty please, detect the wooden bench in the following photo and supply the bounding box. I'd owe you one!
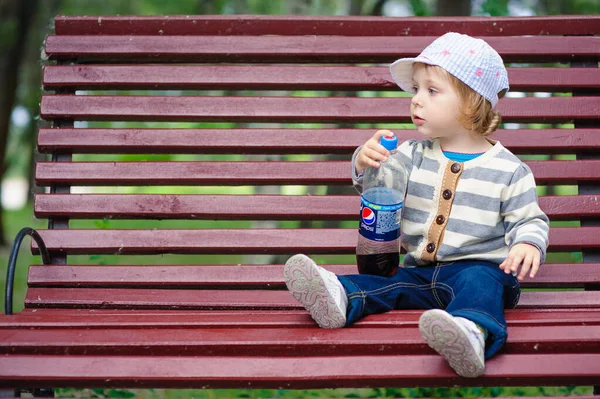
[2,14,600,397]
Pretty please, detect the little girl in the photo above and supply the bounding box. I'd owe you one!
[283,32,550,378]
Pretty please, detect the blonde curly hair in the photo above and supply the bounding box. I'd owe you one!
[413,63,507,137]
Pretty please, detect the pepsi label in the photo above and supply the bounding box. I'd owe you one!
[359,196,402,242]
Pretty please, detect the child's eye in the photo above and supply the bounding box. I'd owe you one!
[428,88,437,95]
[411,85,418,92]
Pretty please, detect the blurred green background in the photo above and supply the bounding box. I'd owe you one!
[1,0,599,397]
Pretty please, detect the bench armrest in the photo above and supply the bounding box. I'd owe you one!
[4,227,51,315]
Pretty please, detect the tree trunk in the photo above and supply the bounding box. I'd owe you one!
[25,1,61,201]
[0,0,38,246]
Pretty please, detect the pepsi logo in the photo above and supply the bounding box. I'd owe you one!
[362,207,375,225]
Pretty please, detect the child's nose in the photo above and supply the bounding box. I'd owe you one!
[411,93,423,107]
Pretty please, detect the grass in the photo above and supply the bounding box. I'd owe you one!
[53,386,595,398]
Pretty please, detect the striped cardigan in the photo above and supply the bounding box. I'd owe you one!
[351,138,550,268]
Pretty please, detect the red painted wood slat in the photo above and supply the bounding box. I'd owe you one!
[23,288,600,310]
[2,353,600,388]
[27,227,600,256]
[40,95,600,123]
[42,65,600,91]
[4,308,600,329]
[2,325,599,356]
[44,35,600,63]
[33,160,600,186]
[32,194,600,221]
[54,15,600,36]
[25,263,600,289]
[35,128,600,155]
[34,161,351,186]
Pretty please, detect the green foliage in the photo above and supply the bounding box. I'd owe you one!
[247,0,285,14]
[481,0,510,16]
[0,20,17,49]
[408,0,432,16]
[539,0,600,14]
[59,0,208,15]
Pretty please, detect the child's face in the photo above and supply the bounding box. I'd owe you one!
[410,64,464,139]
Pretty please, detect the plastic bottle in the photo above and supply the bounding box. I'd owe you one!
[356,134,408,276]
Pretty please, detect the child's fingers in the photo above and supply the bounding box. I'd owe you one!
[365,140,391,157]
[501,255,516,274]
[362,147,388,163]
[517,262,530,281]
[369,130,393,154]
[357,148,383,171]
[499,257,512,273]
[358,154,380,169]
[509,252,524,272]
[529,254,541,278]
[517,253,533,281]
[501,251,523,274]
[373,129,394,141]
[499,260,508,272]
[366,159,381,168]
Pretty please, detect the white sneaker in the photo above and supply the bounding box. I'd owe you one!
[284,254,348,328]
[418,309,486,378]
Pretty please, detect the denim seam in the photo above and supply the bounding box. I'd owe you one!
[345,290,367,320]
[511,289,521,309]
[509,277,521,309]
[360,291,367,315]
[342,277,362,295]
[363,281,435,296]
[456,307,506,330]
[434,261,455,298]
[431,265,445,308]
[433,267,456,300]
[435,282,455,301]
[346,281,441,305]
[438,261,456,267]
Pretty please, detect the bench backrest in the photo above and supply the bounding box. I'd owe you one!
[27,15,600,311]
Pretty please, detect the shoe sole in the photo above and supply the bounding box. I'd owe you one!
[418,309,485,378]
[284,254,346,329]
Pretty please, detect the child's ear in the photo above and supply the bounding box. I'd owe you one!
[498,89,508,99]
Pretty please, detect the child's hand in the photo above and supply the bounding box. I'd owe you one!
[499,243,541,281]
[355,130,393,175]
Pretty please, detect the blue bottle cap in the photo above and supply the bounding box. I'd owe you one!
[380,134,399,151]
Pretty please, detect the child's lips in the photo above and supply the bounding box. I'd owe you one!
[413,115,425,125]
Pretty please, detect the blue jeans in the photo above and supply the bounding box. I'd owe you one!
[337,260,521,359]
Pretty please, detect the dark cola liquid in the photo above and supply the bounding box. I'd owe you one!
[356,252,400,277]
[356,233,400,277]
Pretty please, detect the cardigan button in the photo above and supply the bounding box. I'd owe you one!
[442,189,452,200]
[451,163,461,173]
[426,243,436,253]
[436,215,445,225]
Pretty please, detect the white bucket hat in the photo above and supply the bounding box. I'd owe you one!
[389,32,510,108]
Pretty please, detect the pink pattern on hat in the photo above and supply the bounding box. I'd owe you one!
[388,32,509,108]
